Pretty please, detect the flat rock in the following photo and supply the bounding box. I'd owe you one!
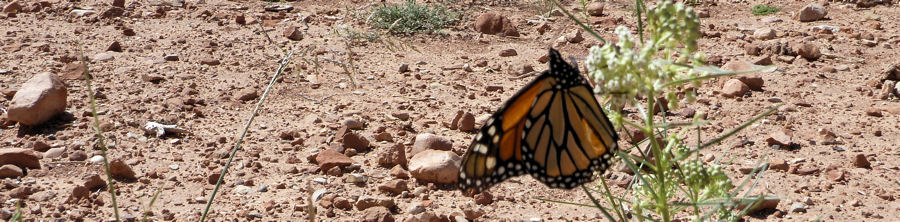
[0,148,41,169]
[316,149,354,171]
[356,196,395,210]
[0,165,23,178]
[43,147,65,159]
[766,129,793,147]
[377,179,408,195]
[7,72,68,126]
[408,150,461,184]
[411,133,452,157]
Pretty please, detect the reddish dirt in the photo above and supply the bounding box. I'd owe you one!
[1,0,899,221]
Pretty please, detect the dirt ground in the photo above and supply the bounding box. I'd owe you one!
[1,0,899,221]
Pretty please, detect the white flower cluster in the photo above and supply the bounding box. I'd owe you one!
[586,1,703,126]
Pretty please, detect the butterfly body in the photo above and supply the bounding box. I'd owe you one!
[458,48,619,193]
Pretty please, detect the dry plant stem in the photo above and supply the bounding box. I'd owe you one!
[81,57,122,222]
[199,50,295,222]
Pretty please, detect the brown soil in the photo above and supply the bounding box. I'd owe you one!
[1,0,899,221]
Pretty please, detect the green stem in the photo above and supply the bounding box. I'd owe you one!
[646,88,671,222]
[83,61,121,222]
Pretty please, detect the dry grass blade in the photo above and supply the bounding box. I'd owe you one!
[199,49,296,222]
[79,49,121,222]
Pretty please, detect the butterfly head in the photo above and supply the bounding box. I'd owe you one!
[547,48,583,86]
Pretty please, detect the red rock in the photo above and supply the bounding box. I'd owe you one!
[586,3,604,16]
[43,147,64,159]
[316,149,354,171]
[408,150,460,184]
[766,129,793,147]
[825,169,844,181]
[377,179,408,195]
[208,172,221,184]
[411,133,452,157]
[200,57,220,66]
[164,54,179,61]
[474,192,493,205]
[796,42,821,60]
[100,7,125,18]
[69,186,89,202]
[770,159,789,171]
[0,165,23,178]
[32,141,50,152]
[566,29,584,43]
[360,206,394,222]
[499,49,517,57]
[721,79,749,98]
[377,143,406,168]
[737,197,780,214]
[109,159,137,180]
[235,88,258,101]
[2,1,22,13]
[235,14,246,25]
[333,197,352,210]
[7,72,68,126]
[458,112,476,131]
[389,165,409,179]
[68,150,87,161]
[82,174,106,190]
[737,76,765,91]
[852,154,871,168]
[474,12,518,37]
[355,196,395,210]
[283,26,303,41]
[107,41,122,52]
[865,108,883,117]
[342,132,370,149]
[0,148,41,169]
[374,132,393,142]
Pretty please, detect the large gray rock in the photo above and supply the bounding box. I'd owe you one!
[7,72,67,126]
[795,3,826,22]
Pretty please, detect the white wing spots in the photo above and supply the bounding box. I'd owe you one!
[525,119,532,128]
[459,172,466,179]
[474,143,488,154]
[485,118,494,127]
[486,157,496,169]
[492,135,500,144]
[475,133,483,141]
[487,126,497,136]
[497,166,506,175]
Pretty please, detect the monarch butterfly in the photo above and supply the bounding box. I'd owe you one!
[458,48,619,193]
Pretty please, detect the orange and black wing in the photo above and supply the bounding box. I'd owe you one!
[458,48,619,193]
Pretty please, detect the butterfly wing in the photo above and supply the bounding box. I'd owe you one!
[458,74,555,193]
[520,82,619,189]
[458,48,619,193]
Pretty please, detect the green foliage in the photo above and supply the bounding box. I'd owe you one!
[547,0,779,221]
[370,0,460,35]
[751,4,780,16]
